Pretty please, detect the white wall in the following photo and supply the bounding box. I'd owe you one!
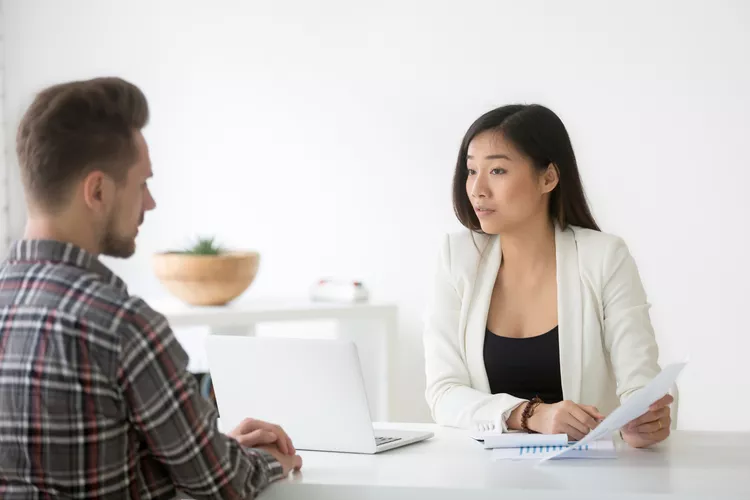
[0,1,8,255]
[4,0,750,430]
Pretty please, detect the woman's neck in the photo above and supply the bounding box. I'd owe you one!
[499,218,556,273]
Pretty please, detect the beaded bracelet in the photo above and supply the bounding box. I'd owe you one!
[521,396,543,433]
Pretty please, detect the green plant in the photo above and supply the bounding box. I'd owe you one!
[183,236,223,255]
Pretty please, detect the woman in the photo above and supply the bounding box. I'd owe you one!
[423,104,672,448]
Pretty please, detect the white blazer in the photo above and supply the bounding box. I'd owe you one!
[423,224,661,431]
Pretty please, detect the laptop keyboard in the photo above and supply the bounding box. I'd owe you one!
[375,436,402,446]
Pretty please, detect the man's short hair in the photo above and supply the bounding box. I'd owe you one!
[16,77,149,211]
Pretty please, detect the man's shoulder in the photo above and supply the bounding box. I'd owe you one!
[116,295,170,335]
[32,263,168,341]
[56,267,135,328]
[87,289,176,367]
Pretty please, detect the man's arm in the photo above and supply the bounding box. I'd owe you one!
[116,297,285,499]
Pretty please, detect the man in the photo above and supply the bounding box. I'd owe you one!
[0,77,302,499]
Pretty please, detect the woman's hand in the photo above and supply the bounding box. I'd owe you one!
[620,394,673,448]
[527,401,604,440]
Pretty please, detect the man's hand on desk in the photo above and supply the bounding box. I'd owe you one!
[258,444,303,476]
[228,418,296,454]
[228,417,303,476]
[620,394,673,448]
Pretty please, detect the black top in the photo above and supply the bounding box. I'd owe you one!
[483,326,564,403]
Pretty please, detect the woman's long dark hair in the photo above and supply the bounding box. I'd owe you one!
[453,104,599,232]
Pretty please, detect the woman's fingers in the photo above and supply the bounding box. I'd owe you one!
[627,407,669,431]
[570,405,600,431]
[563,422,587,441]
[580,404,605,420]
[563,410,592,438]
[649,394,674,412]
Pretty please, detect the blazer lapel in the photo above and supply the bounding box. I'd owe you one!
[463,228,584,402]
[556,225,583,403]
[464,234,501,394]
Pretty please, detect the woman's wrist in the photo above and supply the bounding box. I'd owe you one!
[521,397,544,432]
[507,398,544,431]
[525,406,539,432]
[507,402,530,431]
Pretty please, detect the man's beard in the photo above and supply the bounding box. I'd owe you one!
[101,230,136,258]
[100,213,142,258]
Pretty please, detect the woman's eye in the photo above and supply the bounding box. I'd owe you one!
[491,168,507,175]
[467,169,477,175]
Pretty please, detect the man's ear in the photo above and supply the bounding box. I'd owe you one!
[541,163,560,194]
[81,171,114,213]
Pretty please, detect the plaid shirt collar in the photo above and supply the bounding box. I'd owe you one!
[7,239,127,293]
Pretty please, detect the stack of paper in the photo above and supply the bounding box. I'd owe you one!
[540,361,687,463]
[491,437,616,461]
[483,362,687,462]
[482,432,568,449]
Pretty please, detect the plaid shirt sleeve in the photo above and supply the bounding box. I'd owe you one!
[116,297,284,499]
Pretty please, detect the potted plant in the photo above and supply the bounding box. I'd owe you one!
[152,236,259,306]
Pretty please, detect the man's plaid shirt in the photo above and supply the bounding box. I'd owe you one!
[0,239,283,499]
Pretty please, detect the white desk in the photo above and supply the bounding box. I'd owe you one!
[151,298,397,421]
[258,423,750,500]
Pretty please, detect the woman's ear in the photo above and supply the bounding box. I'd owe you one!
[541,163,560,194]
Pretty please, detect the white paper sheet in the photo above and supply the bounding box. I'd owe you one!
[483,433,568,449]
[491,437,616,460]
[539,361,687,463]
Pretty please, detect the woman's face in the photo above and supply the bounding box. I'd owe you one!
[465,130,557,235]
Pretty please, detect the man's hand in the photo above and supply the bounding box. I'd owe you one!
[621,394,673,448]
[258,445,303,476]
[526,401,604,440]
[228,418,296,455]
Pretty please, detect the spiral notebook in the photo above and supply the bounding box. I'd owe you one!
[481,432,569,449]
[491,437,616,461]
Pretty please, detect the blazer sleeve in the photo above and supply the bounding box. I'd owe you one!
[601,238,662,402]
[423,234,526,431]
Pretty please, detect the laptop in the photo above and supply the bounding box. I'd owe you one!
[205,335,433,454]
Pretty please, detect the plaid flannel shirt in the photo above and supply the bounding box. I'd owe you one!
[0,239,283,499]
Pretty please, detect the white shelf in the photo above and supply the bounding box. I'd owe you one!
[150,298,397,327]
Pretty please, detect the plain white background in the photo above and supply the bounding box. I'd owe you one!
[3,0,749,430]
[0,2,7,251]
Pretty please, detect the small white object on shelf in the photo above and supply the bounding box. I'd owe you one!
[310,278,369,303]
